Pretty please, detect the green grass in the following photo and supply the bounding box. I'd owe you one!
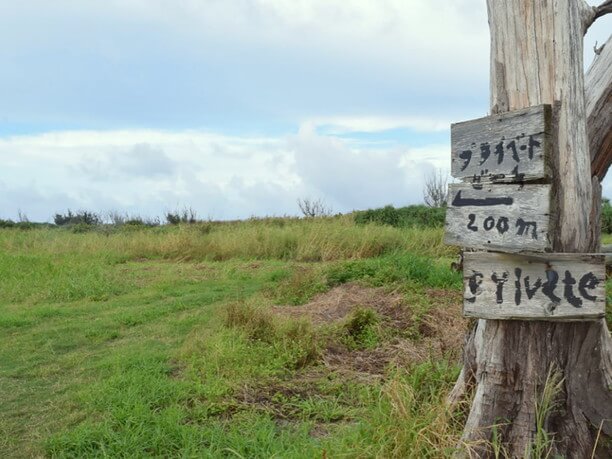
[0,220,469,457]
[0,215,456,264]
[2,220,610,457]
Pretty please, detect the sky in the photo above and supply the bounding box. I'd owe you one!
[0,0,610,222]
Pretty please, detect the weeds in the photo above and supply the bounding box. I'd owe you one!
[268,265,328,305]
[360,363,463,458]
[342,307,380,349]
[1,222,465,458]
[530,366,564,458]
[225,300,319,369]
[225,301,277,342]
[0,217,457,264]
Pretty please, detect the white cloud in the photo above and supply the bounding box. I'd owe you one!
[1,1,609,221]
[0,128,451,221]
[290,124,450,209]
[304,115,451,134]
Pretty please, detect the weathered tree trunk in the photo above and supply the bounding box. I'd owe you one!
[588,35,612,180]
[451,2,612,457]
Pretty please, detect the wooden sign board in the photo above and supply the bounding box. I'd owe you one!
[445,183,552,252]
[462,252,605,320]
[451,104,551,183]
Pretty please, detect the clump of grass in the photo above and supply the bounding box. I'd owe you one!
[70,222,94,233]
[530,366,564,458]
[269,265,328,305]
[344,362,463,458]
[224,301,319,369]
[225,301,277,342]
[462,366,566,458]
[279,320,320,369]
[341,307,380,349]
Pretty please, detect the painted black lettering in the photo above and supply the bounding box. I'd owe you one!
[467,213,478,231]
[524,276,542,299]
[493,141,504,164]
[578,272,599,301]
[466,271,484,303]
[542,269,561,304]
[514,268,522,305]
[528,134,541,159]
[452,190,513,207]
[516,218,538,239]
[479,143,491,165]
[506,140,519,162]
[483,216,495,231]
[562,270,582,308]
[496,217,509,234]
[459,149,472,171]
[491,271,509,304]
[510,164,525,181]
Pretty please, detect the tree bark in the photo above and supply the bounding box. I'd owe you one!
[452,2,612,457]
[588,35,612,180]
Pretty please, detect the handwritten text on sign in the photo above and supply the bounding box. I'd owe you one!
[451,105,551,182]
[462,252,605,320]
[444,183,551,252]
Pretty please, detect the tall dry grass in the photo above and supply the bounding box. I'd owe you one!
[0,216,457,263]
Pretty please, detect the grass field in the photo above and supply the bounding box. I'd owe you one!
[0,218,609,457]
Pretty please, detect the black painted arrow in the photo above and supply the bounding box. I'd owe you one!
[451,190,514,207]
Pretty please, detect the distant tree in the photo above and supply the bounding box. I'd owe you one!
[423,169,449,208]
[17,210,30,223]
[297,198,332,218]
[107,211,126,226]
[54,209,101,226]
[165,207,198,225]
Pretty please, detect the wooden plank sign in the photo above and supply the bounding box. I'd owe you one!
[451,104,551,183]
[444,183,552,252]
[462,252,605,320]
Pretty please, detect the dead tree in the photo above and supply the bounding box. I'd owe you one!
[297,198,332,218]
[449,2,612,457]
[423,169,449,208]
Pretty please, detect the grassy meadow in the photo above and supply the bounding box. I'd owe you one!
[0,215,609,457]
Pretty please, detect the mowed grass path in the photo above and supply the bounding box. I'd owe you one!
[1,256,274,455]
[2,220,467,457]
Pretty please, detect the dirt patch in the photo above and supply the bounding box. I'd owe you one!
[244,262,263,270]
[224,284,467,432]
[323,342,395,381]
[272,282,405,326]
[418,289,468,359]
[231,369,355,437]
[273,283,467,378]
[236,370,327,420]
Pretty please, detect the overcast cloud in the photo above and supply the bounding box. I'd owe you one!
[0,1,609,221]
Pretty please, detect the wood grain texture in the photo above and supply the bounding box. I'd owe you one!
[488,1,593,252]
[587,35,612,180]
[451,105,551,183]
[445,183,551,252]
[462,252,605,320]
[453,2,612,457]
